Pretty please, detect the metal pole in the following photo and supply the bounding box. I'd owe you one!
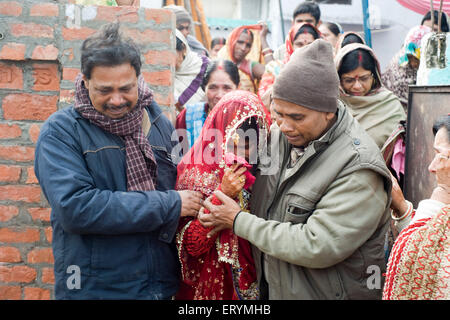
[361,0,372,48]
[278,0,286,40]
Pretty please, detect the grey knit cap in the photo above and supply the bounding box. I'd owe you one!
[273,39,340,113]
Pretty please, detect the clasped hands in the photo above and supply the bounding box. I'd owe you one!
[177,163,246,237]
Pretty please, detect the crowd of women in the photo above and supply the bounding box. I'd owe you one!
[163,2,450,300]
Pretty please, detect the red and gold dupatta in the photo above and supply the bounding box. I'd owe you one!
[175,90,269,300]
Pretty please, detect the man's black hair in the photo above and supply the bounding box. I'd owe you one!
[81,22,142,79]
[421,10,449,32]
[292,1,321,23]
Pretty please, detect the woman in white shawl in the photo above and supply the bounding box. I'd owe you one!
[175,30,209,112]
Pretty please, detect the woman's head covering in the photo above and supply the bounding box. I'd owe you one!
[334,42,383,94]
[174,29,208,107]
[398,25,431,67]
[164,5,193,26]
[284,23,321,63]
[219,24,263,65]
[216,25,265,93]
[176,90,269,197]
[334,31,366,53]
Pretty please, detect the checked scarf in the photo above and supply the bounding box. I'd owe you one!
[74,73,157,191]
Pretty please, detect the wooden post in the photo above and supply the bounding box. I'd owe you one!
[195,0,211,50]
[189,0,202,44]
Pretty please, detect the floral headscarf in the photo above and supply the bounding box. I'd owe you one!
[398,25,432,66]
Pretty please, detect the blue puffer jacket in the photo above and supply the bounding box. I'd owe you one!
[34,101,182,299]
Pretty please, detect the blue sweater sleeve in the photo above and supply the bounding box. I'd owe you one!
[34,120,181,240]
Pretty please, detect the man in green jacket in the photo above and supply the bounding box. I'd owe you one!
[199,39,392,300]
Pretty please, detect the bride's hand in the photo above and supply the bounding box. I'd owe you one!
[220,164,248,199]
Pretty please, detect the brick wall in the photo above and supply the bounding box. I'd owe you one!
[0,0,176,300]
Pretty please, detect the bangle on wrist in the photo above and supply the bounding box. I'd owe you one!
[391,200,413,221]
[262,48,273,54]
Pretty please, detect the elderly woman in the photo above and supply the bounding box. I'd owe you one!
[217,24,272,93]
[383,115,450,300]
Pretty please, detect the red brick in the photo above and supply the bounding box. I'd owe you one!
[44,227,52,243]
[96,6,139,23]
[0,246,22,263]
[0,185,41,203]
[0,205,19,222]
[31,45,59,61]
[29,3,58,17]
[0,286,21,300]
[0,63,23,89]
[0,227,40,243]
[0,265,36,283]
[0,2,22,16]
[23,287,50,300]
[27,207,51,222]
[62,27,96,41]
[27,248,54,264]
[25,167,38,184]
[0,123,22,139]
[142,70,172,87]
[0,146,35,162]
[41,267,54,284]
[10,23,53,38]
[143,50,176,66]
[2,93,58,121]
[0,43,26,61]
[123,28,172,45]
[62,67,80,81]
[0,166,21,183]
[144,9,173,24]
[32,64,60,91]
[153,92,173,107]
[28,124,41,144]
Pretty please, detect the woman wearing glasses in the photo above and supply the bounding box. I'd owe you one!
[334,43,406,150]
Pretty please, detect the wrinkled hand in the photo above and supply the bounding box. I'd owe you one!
[220,164,247,198]
[198,190,241,238]
[389,172,409,218]
[177,190,203,217]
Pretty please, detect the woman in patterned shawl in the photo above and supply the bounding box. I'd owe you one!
[175,90,269,300]
[383,115,450,300]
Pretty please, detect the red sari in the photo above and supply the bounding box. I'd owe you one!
[175,90,269,300]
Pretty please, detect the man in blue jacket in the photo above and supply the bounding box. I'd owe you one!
[34,22,203,299]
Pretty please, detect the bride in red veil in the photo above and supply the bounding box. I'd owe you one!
[175,90,270,300]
